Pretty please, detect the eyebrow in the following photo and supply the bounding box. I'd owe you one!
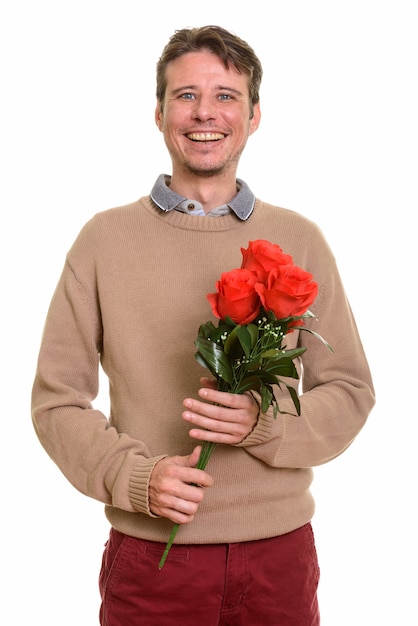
[170,85,245,97]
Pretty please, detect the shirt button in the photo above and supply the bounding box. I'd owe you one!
[187,203,195,210]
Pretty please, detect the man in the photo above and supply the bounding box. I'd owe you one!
[32,26,375,625]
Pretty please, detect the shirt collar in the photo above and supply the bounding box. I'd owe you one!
[150,174,255,221]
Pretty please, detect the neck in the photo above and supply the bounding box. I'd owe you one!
[169,171,238,213]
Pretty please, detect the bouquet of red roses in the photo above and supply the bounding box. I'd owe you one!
[158,239,331,569]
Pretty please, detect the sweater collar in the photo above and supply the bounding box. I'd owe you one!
[150,174,255,221]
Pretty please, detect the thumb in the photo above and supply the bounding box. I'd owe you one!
[187,445,202,468]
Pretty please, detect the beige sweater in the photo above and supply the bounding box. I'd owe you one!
[32,195,375,544]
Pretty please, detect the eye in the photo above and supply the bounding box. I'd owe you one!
[180,92,195,100]
[218,93,233,101]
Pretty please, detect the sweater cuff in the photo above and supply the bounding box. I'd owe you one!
[236,390,275,446]
[129,455,167,517]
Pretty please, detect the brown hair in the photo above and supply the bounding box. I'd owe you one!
[156,25,263,114]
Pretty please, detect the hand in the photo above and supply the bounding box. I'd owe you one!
[182,377,259,445]
[149,446,213,524]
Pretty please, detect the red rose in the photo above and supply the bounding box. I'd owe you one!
[255,265,318,319]
[240,240,293,282]
[207,268,261,324]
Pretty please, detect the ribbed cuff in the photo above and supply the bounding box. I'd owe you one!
[236,390,275,446]
[128,455,167,517]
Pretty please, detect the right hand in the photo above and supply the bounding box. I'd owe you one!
[149,446,214,524]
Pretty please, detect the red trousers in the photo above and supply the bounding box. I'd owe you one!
[99,523,320,625]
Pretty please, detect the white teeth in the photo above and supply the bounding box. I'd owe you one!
[187,132,225,141]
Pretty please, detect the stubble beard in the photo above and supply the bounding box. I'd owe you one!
[184,163,225,178]
[182,150,242,179]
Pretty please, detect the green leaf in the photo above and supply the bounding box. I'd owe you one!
[264,359,299,379]
[197,320,218,339]
[223,325,245,358]
[260,382,273,413]
[275,347,307,360]
[234,375,262,394]
[256,370,282,385]
[195,353,213,371]
[246,323,260,349]
[234,325,255,358]
[260,348,281,358]
[243,359,263,372]
[286,385,301,415]
[194,337,233,384]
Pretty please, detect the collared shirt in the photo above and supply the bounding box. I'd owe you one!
[150,174,255,220]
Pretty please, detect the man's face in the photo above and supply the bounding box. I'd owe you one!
[155,49,260,179]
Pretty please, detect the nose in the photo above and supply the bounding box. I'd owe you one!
[192,95,216,121]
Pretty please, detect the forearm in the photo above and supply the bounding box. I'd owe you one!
[31,260,164,514]
[32,391,166,512]
[237,269,375,467]
[239,375,373,468]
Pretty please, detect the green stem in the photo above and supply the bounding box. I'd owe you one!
[196,440,217,470]
[158,441,217,569]
[158,522,180,569]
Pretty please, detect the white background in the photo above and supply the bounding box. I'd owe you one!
[1,1,416,624]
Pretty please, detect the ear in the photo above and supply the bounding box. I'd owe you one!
[249,102,261,135]
[155,101,163,131]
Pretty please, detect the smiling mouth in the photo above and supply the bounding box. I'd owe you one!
[186,132,225,142]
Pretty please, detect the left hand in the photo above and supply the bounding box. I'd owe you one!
[182,377,259,445]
